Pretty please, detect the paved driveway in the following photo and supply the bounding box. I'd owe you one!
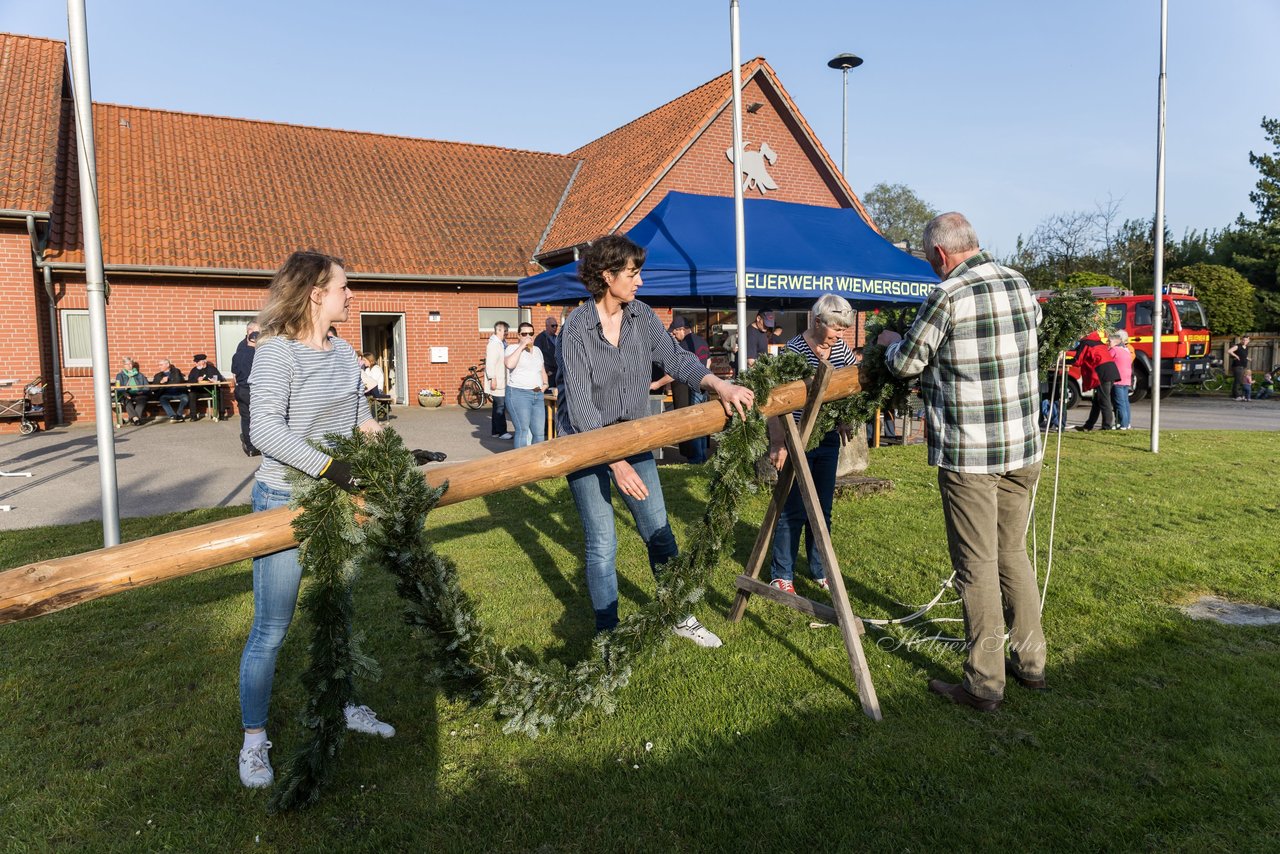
[1,394,1276,532]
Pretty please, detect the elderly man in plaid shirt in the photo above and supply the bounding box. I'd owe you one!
[881,212,1048,713]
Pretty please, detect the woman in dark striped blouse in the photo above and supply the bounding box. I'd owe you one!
[767,293,857,596]
[557,235,754,646]
[236,251,394,790]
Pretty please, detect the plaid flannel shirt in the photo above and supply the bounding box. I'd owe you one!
[884,250,1043,474]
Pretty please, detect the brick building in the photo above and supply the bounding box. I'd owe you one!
[0,32,869,429]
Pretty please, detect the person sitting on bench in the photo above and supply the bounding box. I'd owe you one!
[114,356,150,425]
[188,353,225,418]
[151,358,190,422]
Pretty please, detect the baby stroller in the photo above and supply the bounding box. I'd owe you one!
[0,378,45,435]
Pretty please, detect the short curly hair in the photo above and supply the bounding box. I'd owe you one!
[578,234,646,299]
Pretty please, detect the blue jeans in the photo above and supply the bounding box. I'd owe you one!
[686,390,708,463]
[239,481,304,729]
[157,392,189,418]
[566,452,677,631]
[770,432,840,582]
[1112,384,1131,428]
[1040,399,1062,429]
[506,386,546,448]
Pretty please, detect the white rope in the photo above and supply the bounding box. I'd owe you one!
[850,350,1068,640]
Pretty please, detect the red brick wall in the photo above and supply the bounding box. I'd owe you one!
[0,227,47,433]
[40,273,562,424]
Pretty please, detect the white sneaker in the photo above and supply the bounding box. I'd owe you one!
[238,741,274,789]
[673,615,723,648]
[500,432,514,440]
[344,704,395,738]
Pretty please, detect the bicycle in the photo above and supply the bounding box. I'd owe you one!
[457,365,488,410]
[1200,364,1230,393]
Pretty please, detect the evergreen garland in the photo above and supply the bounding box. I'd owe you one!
[1038,287,1106,377]
[269,352,894,811]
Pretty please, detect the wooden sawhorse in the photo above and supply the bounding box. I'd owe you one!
[727,360,883,721]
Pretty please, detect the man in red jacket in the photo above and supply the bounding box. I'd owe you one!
[1073,332,1120,431]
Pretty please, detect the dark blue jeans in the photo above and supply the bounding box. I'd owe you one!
[770,432,840,583]
[566,452,677,631]
[491,393,508,436]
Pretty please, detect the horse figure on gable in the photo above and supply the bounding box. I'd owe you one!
[726,140,778,193]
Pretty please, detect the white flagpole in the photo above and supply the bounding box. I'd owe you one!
[1149,0,1167,454]
[729,0,748,376]
[67,0,121,545]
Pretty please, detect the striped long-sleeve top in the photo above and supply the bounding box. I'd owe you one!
[556,298,710,436]
[884,250,1043,474]
[249,335,372,491]
[784,333,855,430]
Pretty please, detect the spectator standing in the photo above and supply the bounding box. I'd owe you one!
[484,321,512,439]
[883,212,1046,713]
[1228,336,1252,401]
[1073,332,1119,431]
[668,316,711,464]
[744,309,773,366]
[238,251,393,790]
[557,235,753,643]
[767,294,857,595]
[533,316,560,387]
[232,323,260,455]
[504,321,548,448]
[188,353,226,420]
[151,358,190,422]
[1109,330,1134,430]
[114,357,149,425]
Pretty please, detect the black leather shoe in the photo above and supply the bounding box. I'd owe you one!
[1005,659,1048,691]
[928,679,1001,712]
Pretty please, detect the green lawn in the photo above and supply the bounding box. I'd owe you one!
[2,432,1278,852]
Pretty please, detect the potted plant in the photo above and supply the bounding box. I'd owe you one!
[418,388,444,408]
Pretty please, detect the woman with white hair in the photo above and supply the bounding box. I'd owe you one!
[1108,329,1134,430]
[767,292,857,595]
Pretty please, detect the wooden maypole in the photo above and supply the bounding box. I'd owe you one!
[0,367,866,623]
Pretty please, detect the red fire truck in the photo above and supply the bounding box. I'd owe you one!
[1053,284,1213,407]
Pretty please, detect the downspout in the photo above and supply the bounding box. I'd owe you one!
[26,215,64,425]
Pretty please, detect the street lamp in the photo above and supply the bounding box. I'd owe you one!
[827,52,863,175]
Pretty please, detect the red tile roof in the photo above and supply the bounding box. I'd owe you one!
[541,58,869,253]
[0,33,66,214]
[48,103,580,277]
[4,32,867,278]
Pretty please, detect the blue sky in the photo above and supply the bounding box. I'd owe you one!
[5,0,1277,258]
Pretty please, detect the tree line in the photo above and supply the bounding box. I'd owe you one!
[862,116,1280,336]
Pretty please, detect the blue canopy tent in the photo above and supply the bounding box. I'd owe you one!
[518,191,940,308]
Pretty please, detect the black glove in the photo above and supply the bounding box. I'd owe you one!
[320,459,361,493]
[411,449,447,465]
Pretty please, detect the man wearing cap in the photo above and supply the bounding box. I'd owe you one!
[745,309,774,367]
[188,353,226,420]
[669,316,711,464]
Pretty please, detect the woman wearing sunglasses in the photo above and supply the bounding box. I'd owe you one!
[503,321,549,448]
